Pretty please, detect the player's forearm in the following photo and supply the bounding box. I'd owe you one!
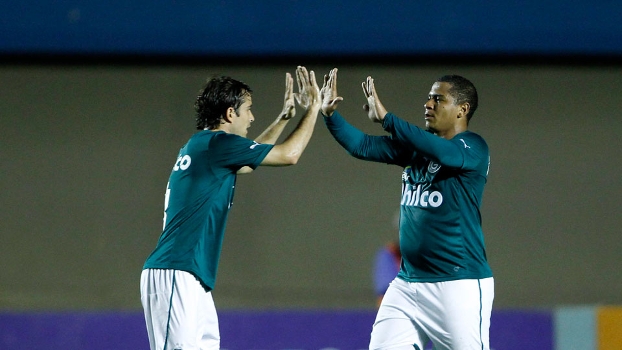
[277,106,320,164]
[324,111,368,157]
[253,115,290,144]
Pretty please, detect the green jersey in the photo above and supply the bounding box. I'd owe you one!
[325,111,492,283]
[143,130,273,291]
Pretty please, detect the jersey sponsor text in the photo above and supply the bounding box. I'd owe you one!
[174,155,191,171]
[401,183,443,208]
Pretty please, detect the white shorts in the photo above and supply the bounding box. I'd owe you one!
[140,269,220,350]
[370,277,494,350]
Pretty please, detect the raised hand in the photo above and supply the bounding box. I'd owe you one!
[294,66,321,111]
[362,76,388,123]
[280,72,296,120]
[320,68,343,117]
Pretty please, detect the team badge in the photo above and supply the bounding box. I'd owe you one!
[427,161,441,174]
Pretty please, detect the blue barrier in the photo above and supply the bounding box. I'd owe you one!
[1,1,621,57]
[0,309,553,349]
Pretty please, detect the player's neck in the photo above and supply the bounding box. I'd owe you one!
[209,124,230,133]
[435,125,467,140]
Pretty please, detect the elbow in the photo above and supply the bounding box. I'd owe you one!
[436,154,463,168]
[267,145,303,166]
[348,151,363,160]
[346,148,367,160]
[284,152,301,165]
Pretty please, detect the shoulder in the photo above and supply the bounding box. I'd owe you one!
[210,132,273,161]
[453,131,488,151]
[188,130,220,145]
[206,130,256,148]
[187,131,260,156]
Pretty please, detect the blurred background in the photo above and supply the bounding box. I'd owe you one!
[1,1,621,349]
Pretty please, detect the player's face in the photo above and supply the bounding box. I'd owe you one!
[230,95,254,137]
[424,82,462,137]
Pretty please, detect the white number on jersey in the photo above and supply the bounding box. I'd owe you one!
[163,182,171,229]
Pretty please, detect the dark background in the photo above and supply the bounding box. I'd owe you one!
[1,1,620,311]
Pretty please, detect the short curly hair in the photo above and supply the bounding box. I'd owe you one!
[436,75,478,122]
[194,76,253,130]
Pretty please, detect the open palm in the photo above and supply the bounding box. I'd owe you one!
[294,66,320,111]
[362,76,387,123]
[320,68,343,116]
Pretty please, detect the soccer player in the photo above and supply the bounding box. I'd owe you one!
[140,66,322,350]
[320,69,494,350]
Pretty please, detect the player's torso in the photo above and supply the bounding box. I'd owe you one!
[145,131,236,285]
[398,152,491,281]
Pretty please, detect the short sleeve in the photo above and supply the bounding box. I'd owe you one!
[209,132,274,170]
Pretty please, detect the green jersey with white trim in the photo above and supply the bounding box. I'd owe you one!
[324,111,492,283]
[143,130,273,291]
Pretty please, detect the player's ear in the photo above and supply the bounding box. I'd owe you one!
[223,107,236,123]
[457,102,470,119]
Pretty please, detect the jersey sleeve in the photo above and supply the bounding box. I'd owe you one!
[382,112,484,169]
[209,132,274,170]
[324,111,408,165]
[451,132,489,172]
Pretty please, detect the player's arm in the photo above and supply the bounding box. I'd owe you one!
[259,66,321,166]
[253,72,296,145]
[361,76,465,168]
[237,72,296,174]
[382,114,465,168]
[325,111,402,162]
[322,68,402,163]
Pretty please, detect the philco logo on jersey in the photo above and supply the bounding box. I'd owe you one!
[401,165,443,208]
[173,155,191,171]
[401,183,443,208]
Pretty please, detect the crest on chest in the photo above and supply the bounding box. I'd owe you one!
[402,157,442,186]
